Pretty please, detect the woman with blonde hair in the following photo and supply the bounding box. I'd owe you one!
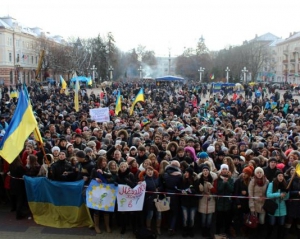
[147,153,160,171]
[222,156,239,181]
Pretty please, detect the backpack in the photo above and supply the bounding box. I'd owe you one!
[135,228,157,239]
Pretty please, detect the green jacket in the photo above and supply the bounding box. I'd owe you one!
[214,176,234,211]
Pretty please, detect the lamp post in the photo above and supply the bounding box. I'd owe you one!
[198,67,205,83]
[138,65,143,79]
[225,66,230,83]
[90,65,97,84]
[241,67,248,83]
[108,66,114,81]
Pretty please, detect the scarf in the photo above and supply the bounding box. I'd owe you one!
[130,167,138,175]
[255,176,265,187]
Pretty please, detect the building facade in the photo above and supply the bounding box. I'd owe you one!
[0,16,66,86]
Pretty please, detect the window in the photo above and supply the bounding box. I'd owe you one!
[16,54,20,62]
[31,56,33,64]
[9,53,12,62]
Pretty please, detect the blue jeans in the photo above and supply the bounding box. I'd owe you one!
[181,206,197,227]
[268,215,285,225]
[201,213,213,227]
[146,210,161,221]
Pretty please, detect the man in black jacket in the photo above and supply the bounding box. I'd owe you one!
[48,151,74,181]
[263,157,281,182]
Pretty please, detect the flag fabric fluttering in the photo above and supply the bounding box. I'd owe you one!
[24,176,93,228]
[129,88,145,115]
[87,77,92,86]
[115,90,122,115]
[0,89,38,163]
[74,74,80,112]
[60,75,67,89]
[10,90,18,98]
[210,74,214,80]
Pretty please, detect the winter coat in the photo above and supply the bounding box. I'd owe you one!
[198,172,217,214]
[161,165,182,211]
[287,176,300,218]
[179,173,199,208]
[49,160,75,181]
[139,170,160,211]
[248,177,269,213]
[234,177,250,213]
[214,175,234,212]
[116,168,137,188]
[266,182,289,217]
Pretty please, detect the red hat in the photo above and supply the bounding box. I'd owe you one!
[75,128,82,134]
[243,166,254,176]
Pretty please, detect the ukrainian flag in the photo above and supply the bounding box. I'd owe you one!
[10,90,18,98]
[74,76,79,112]
[129,88,145,115]
[24,176,93,228]
[87,77,92,86]
[60,75,67,89]
[0,90,37,163]
[115,90,122,115]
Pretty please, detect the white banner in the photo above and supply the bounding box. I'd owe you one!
[117,182,146,211]
[89,107,109,122]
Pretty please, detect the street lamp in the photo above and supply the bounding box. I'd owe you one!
[225,66,230,83]
[198,67,205,83]
[241,67,248,83]
[138,65,143,79]
[90,65,97,84]
[108,66,114,81]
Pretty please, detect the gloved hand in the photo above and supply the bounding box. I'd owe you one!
[199,184,204,192]
[206,182,213,189]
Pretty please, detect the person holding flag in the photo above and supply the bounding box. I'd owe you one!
[129,88,145,115]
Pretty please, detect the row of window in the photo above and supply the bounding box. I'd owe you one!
[6,37,37,49]
[8,53,38,64]
[8,70,34,84]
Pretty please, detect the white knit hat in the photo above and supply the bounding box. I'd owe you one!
[51,146,60,153]
[220,164,229,171]
[207,146,215,153]
[254,167,264,175]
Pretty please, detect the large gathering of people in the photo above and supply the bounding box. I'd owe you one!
[0,80,300,239]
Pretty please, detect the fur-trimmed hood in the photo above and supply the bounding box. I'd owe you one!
[117,129,129,141]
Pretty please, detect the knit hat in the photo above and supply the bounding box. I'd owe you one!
[97,149,107,156]
[87,141,96,147]
[243,166,254,176]
[198,152,208,159]
[127,157,136,166]
[275,170,284,178]
[75,128,82,134]
[51,146,60,153]
[202,164,210,172]
[207,146,215,153]
[220,164,229,171]
[276,163,285,172]
[245,149,254,156]
[254,167,264,175]
[130,146,137,151]
[76,150,86,159]
[66,143,73,149]
[84,147,93,154]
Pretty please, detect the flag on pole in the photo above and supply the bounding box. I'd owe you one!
[74,74,80,112]
[115,90,122,115]
[10,90,18,98]
[210,74,214,80]
[60,75,67,89]
[0,89,38,163]
[129,88,145,115]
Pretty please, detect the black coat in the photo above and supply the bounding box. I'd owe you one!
[234,177,250,213]
[9,165,25,195]
[287,176,300,218]
[179,175,199,208]
[49,160,74,181]
[263,166,281,182]
[116,168,137,188]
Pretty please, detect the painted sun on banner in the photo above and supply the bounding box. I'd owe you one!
[86,180,117,212]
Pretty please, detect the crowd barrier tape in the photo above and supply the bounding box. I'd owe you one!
[7,174,300,201]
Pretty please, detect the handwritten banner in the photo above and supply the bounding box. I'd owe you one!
[117,182,146,211]
[89,107,109,122]
[86,180,117,212]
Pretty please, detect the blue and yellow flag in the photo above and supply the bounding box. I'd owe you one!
[86,180,117,212]
[24,176,93,228]
[87,77,92,86]
[60,75,67,89]
[0,90,37,163]
[10,90,18,98]
[129,88,145,115]
[115,90,122,115]
[74,75,79,112]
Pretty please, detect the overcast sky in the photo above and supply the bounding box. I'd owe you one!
[1,0,300,56]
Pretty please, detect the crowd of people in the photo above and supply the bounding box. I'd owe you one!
[0,81,300,239]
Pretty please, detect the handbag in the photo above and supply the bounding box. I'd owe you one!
[244,213,259,228]
[263,199,278,215]
[214,234,229,239]
[154,195,170,212]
